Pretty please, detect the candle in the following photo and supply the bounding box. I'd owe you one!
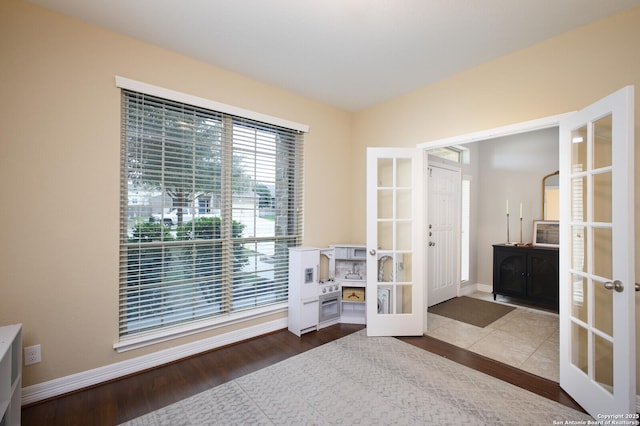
[506,200,509,215]
[519,203,522,219]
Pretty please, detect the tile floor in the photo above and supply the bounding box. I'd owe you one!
[425,290,559,382]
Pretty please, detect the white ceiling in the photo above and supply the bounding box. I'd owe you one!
[27,0,640,111]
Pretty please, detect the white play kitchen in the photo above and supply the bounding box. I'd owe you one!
[287,245,367,336]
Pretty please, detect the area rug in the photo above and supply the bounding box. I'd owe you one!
[121,330,591,425]
[428,296,516,327]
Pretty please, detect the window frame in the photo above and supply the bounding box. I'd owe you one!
[115,77,308,352]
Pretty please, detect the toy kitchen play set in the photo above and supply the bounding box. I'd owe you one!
[287,245,367,336]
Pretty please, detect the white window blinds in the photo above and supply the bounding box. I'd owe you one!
[119,89,304,338]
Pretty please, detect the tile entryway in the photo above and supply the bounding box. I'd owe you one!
[426,291,559,382]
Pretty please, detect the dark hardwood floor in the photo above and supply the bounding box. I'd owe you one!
[22,323,583,425]
[397,335,584,413]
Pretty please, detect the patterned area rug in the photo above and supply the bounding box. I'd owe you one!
[428,296,516,327]
[122,330,591,425]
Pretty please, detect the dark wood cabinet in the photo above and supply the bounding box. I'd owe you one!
[492,244,559,310]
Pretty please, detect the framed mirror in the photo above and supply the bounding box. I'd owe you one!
[542,171,559,220]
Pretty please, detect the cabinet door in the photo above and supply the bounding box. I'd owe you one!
[527,250,558,307]
[300,299,319,330]
[297,249,319,300]
[494,248,527,297]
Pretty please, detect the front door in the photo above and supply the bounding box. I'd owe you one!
[366,148,424,336]
[427,161,461,306]
[559,86,635,417]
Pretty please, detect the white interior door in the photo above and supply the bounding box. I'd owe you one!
[366,148,424,336]
[559,86,635,417]
[427,161,461,307]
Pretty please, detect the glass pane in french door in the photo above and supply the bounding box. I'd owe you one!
[569,114,614,393]
[376,156,413,315]
[593,115,612,169]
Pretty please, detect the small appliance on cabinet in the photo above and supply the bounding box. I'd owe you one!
[288,247,320,336]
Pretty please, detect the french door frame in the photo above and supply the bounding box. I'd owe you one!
[415,88,635,417]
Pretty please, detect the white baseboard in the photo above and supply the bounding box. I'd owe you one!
[458,283,478,296]
[475,283,492,293]
[22,317,288,406]
[458,282,494,296]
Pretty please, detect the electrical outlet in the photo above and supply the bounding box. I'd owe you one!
[24,344,41,366]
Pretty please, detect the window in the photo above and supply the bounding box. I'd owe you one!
[428,146,462,163]
[118,83,305,344]
[460,176,471,282]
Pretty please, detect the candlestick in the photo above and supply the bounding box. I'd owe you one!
[506,213,511,244]
[519,217,523,244]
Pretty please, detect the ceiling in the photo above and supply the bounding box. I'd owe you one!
[27,0,640,111]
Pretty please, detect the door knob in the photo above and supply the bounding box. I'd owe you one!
[369,249,376,256]
[635,283,640,292]
[603,280,624,292]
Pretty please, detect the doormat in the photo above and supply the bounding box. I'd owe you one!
[428,296,516,328]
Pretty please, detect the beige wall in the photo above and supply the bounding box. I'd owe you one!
[472,129,559,286]
[351,7,640,243]
[351,6,640,387]
[1,0,639,391]
[0,0,352,386]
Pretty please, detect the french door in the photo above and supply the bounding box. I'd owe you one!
[364,87,635,418]
[366,148,424,336]
[559,86,635,417]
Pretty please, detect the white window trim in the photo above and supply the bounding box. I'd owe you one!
[116,77,306,351]
[114,303,288,353]
[115,76,310,133]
